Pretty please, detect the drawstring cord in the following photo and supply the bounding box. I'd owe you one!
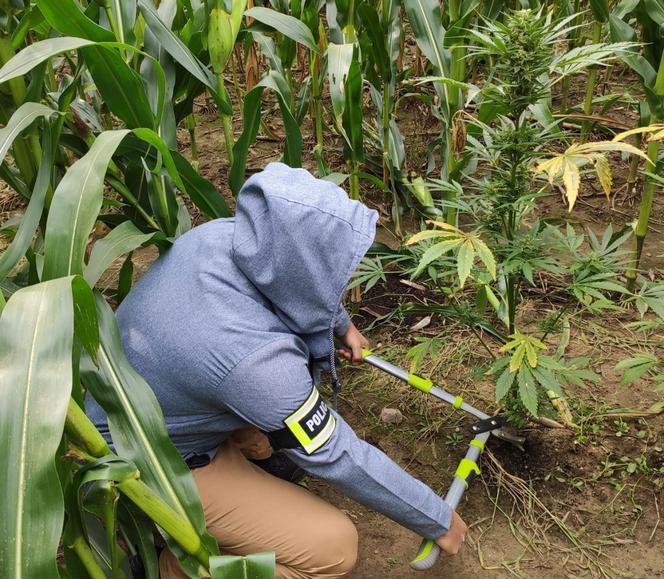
[328,322,341,411]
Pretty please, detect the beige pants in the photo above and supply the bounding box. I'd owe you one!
[160,428,358,579]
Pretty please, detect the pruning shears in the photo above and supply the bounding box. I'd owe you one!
[353,348,525,571]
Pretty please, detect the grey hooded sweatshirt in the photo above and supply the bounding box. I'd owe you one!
[88,163,452,539]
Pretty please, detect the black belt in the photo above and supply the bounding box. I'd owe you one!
[184,451,212,470]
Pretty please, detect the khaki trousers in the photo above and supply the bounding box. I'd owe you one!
[160,429,359,579]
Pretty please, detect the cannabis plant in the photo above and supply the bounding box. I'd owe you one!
[402,9,629,421]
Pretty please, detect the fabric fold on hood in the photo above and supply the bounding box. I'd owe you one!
[232,163,378,359]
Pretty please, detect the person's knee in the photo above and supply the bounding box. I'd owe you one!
[315,513,359,577]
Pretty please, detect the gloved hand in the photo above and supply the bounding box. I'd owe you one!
[336,321,369,365]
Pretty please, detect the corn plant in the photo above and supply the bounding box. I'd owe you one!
[403,0,477,222]
[609,1,664,288]
[326,2,364,200]
[229,5,319,194]
[0,1,274,576]
[580,0,611,140]
[208,0,247,167]
[356,1,408,229]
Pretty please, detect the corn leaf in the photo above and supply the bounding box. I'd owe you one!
[84,221,155,288]
[0,278,77,579]
[43,130,131,281]
[327,43,354,119]
[0,102,57,161]
[403,0,450,105]
[82,296,220,574]
[246,7,319,53]
[138,0,231,115]
[210,552,276,579]
[35,0,114,42]
[230,83,263,196]
[172,151,231,218]
[0,121,57,282]
[229,70,302,195]
[0,37,94,82]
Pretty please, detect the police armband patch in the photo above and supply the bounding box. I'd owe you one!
[283,387,336,454]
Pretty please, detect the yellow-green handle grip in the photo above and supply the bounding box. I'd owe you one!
[410,539,440,570]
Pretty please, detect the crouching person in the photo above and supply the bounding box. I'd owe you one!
[88,163,467,578]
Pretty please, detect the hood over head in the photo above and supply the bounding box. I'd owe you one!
[232,163,378,358]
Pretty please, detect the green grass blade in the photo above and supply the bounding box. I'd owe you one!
[0,278,77,579]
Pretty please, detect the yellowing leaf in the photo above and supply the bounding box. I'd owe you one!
[535,156,565,184]
[613,124,664,142]
[562,159,581,211]
[594,155,612,199]
[575,141,651,164]
[406,229,447,245]
[457,239,474,288]
[510,343,526,372]
[425,220,463,232]
[472,236,497,280]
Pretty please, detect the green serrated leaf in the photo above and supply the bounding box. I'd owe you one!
[517,367,539,416]
[496,366,515,402]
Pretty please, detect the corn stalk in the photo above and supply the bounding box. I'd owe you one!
[610,0,664,288]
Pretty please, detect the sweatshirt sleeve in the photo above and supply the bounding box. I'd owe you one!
[219,337,452,539]
[333,305,351,337]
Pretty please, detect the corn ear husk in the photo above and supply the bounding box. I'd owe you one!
[208,0,246,74]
